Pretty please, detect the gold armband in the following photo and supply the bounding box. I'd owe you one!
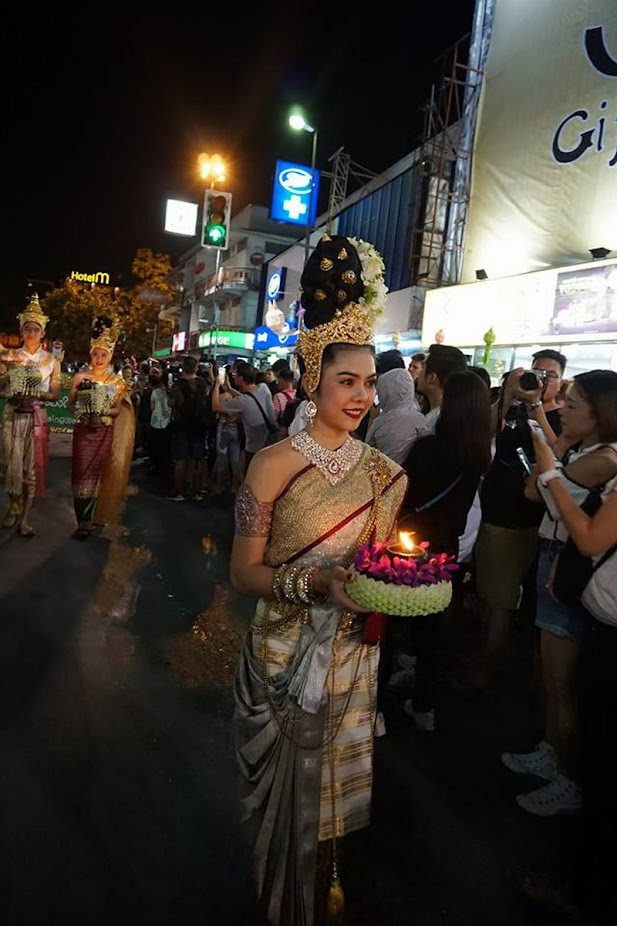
[234,482,274,536]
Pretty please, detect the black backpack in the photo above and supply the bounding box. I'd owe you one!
[174,378,214,432]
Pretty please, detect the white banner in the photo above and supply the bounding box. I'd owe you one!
[461,0,617,282]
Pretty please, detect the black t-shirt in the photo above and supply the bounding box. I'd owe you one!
[480,405,562,528]
[170,377,212,435]
[400,434,484,558]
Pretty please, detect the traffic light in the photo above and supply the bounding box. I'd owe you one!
[202,189,232,250]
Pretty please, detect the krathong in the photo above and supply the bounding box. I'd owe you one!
[75,378,113,419]
[345,540,458,616]
[8,362,42,399]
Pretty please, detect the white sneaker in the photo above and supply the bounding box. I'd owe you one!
[397,653,417,671]
[501,740,558,780]
[403,700,435,733]
[516,774,582,817]
[373,711,387,738]
[387,667,416,689]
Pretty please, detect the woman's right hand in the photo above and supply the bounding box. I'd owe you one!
[530,426,558,473]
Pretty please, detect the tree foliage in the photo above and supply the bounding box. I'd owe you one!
[41,249,174,364]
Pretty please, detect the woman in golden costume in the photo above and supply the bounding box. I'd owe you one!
[68,316,136,538]
[231,235,407,925]
[0,294,61,536]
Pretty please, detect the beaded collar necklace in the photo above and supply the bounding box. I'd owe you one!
[290,429,363,485]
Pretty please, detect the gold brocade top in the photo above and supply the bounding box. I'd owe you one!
[264,445,406,569]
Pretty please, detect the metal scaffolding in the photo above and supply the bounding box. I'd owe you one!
[411,32,484,288]
[322,148,378,232]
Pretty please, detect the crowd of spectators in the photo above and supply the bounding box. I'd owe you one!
[79,342,617,921]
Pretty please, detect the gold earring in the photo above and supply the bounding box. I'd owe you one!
[305,400,317,426]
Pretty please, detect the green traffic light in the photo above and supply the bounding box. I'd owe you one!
[206,223,226,244]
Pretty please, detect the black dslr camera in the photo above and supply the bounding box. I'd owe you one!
[519,369,548,392]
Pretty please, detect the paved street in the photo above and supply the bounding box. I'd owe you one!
[0,434,577,925]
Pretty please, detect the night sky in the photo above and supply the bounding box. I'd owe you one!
[2,6,476,328]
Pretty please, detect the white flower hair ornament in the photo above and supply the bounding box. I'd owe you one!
[348,237,389,323]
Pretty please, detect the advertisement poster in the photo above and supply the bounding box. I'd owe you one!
[550,264,617,335]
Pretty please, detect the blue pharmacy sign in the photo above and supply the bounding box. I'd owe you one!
[254,325,298,350]
[270,159,320,227]
[267,266,287,302]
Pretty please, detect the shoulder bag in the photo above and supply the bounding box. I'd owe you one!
[246,391,279,447]
[552,484,617,605]
[414,473,463,512]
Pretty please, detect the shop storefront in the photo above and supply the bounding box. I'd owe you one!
[422,257,617,382]
[252,324,298,367]
[198,329,254,363]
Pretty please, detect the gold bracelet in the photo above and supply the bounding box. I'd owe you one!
[281,563,304,601]
[295,565,322,604]
[271,565,286,602]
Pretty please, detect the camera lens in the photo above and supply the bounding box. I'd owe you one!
[519,371,540,391]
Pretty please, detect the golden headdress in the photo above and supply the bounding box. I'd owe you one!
[18,293,49,331]
[296,234,388,393]
[90,315,119,356]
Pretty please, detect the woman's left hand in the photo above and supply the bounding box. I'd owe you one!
[314,565,373,613]
[530,426,557,473]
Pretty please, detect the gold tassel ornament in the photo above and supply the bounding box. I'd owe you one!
[325,854,345,924]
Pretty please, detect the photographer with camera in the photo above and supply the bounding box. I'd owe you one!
[469,349,567,693]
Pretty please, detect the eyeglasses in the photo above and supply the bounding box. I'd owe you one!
[532,368,560,380]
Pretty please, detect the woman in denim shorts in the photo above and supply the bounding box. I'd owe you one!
[501,374,617,818]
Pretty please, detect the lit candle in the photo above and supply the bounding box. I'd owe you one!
[387,531,428,562]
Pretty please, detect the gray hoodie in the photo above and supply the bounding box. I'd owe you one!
[365,368,430,464]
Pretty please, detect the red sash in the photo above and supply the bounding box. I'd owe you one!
[33,404,50,496]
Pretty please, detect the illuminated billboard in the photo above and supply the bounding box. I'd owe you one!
[165,199,198,237]
[423,258,617,347]
[461,1,617,282]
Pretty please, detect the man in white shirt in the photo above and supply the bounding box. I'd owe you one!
[416,344,467,433]
[211,361,276,466]
[415,345,478,557]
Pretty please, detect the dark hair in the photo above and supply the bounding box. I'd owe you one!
[271,358,291,375]
[532,348,567,374]
[300,235,364,329]
[234,361,258,385]
[469,365,491,389]
[425,344,467,386]
[436,371,492,472]
[277,367,295,386]
[411,352,426,363]
[92,315,113,337]
[573,370,617,443]
[181,356,198,375]
[376,349,405,375]
[148,373,162,388]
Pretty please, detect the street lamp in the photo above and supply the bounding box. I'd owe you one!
[197,152,226,186]
[289,107,318,266]
[197,153,227,362]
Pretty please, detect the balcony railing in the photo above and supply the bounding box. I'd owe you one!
[195,265,261,302]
